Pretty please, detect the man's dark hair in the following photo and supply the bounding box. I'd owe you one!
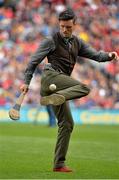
[58,8,76,23]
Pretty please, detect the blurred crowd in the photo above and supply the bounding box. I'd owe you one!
[0,0,119,109]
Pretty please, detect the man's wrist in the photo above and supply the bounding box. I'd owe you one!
[108,52,115,60]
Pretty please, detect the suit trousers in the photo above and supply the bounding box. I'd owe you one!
[40,69,90,168]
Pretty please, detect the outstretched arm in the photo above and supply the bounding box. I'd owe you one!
[78,38,119,62]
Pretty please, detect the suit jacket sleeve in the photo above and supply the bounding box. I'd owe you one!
[78,38,111,62]
[24,37,55,85]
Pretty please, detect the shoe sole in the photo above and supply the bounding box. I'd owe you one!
[40,94,65,106]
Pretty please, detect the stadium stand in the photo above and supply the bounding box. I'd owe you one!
[0,0,119,109]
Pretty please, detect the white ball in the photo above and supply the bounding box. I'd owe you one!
[49,84,56,91]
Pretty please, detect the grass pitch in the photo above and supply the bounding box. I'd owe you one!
[0,122,119,179]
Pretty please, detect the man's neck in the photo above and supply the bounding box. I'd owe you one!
[60,32,72,39]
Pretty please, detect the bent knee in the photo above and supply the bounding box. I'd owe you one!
[85,86,90,95]
[82,85,90,95]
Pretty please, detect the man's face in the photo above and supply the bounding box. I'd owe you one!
[59,19,75,38]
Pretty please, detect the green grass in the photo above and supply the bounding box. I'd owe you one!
[0,122,119,179]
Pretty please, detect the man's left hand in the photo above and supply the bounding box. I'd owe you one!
[109,52,119,61]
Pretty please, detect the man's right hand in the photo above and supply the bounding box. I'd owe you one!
[20,84,29,94]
